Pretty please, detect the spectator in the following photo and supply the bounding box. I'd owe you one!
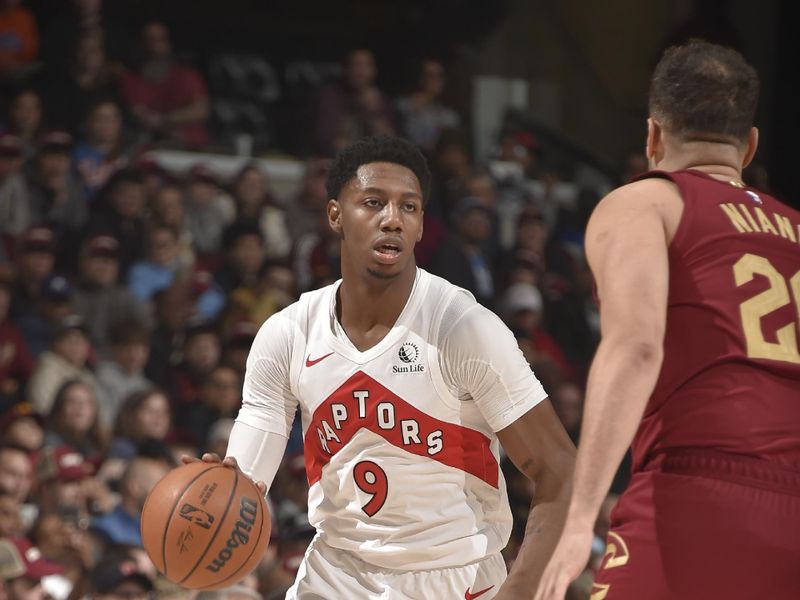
[34,444,111,522]
[143,281,192,389]
[149,183,195,270]
[2,88,43,159]
[499,282,573,379]
[285,156,330,241]
[0,279,33,407]
[225,262,295,332]
[29,512,95,599]
[16,273,73,358]
[72,233,150,357]
[88,169,148,275]
[0,403,43,453]
[88,555,155,600]
[127,224,184,303]
[42,30,122,136]
[73,99,129,198]
[0,537,64,600]
[205,417,233,459]
[0,0,38,79]
[89,456,168,547]
[316,48,395,153]
[181,364,240,449]
[230,164,291,260]
[550,380,583,443]
[119,21,210,148]
[397,59,460,153]
[0,492,23,537]
[108,388,170,461]
[183,163,235,259]
[95,320,153,424]
[9,227,57,320]
[170,322,220,407]
[42,380,107,461]
[27,316,96,415]
[214,220,265,295]
[428,196,496,306]
[219,320,257,378]
[0,443,31,505]
[0,133,30,237]
[25,131,89,234]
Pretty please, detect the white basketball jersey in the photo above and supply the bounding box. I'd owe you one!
[238,268,547,570]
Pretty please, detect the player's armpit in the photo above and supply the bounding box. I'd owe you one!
[495,400,575,593]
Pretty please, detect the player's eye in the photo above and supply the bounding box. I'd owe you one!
[364,198,381,207]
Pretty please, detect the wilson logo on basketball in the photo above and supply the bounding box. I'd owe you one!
[204,496,258,573]
[179,504,215,530]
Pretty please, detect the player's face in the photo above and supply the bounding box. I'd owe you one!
[330,162,424,282]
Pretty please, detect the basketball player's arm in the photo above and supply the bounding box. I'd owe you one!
[496,402,576,597]
[441,302,575,597]
[535,180,672,600]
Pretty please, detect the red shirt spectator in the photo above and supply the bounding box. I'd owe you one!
[119,21,209,148]
[0,0,38,77]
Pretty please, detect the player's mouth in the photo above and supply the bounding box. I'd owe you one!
[373,238,404,264]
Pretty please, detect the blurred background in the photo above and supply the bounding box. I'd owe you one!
[0,1,795,599]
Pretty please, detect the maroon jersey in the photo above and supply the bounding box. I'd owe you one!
[630,169,800,475]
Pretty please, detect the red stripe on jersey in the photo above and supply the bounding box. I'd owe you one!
[304,371,499,488]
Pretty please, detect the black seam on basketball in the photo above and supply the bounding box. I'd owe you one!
[208,490,268,588]
[179,468,240,585]
[159,464,224,576]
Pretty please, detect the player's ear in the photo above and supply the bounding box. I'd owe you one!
[646,118,663,168]
[741,127,759,169]
[327,199,342,235]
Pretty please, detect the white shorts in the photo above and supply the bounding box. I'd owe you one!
[285,536,507,600]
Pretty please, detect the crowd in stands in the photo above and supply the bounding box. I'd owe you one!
[0,1,638,599]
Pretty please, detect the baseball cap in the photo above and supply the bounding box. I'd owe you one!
[49,315,88,344]
[0,402,44,434]
[0,537,64,580]
[84,235,120,259]
[20,226,56,254]
[0,133,23,158]
[187,163,219,185]
[40,274,72,303]
[38,131,73,154]
[502,282,543,314]
[36,445,95,483]
[90,558,154,595]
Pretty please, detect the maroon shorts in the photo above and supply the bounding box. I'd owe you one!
[592,452,800,600]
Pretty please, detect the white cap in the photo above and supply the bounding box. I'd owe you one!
[502,283,543,315]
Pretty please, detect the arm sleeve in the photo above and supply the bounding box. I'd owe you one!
[225,421,288,492]
[440,295,548,432]
[236,312,299,438]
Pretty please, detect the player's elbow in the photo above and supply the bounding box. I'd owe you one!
[605,333,664,369]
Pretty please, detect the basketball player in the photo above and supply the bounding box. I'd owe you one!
[202,136,575,599]
[535,40,800,600]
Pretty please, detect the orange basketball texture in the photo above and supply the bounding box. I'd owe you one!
[141,462,270,590]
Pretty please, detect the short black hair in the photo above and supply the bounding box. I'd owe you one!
[326,136,431,203]
[649,39,759,142]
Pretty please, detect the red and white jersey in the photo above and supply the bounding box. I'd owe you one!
[238,268,547,570]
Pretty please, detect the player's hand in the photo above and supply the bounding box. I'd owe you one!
[533,525,594,600]
[181,453,268,496]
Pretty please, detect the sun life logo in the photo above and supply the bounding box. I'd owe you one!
[398,343,419,363]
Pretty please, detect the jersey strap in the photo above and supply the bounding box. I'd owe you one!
[304,371,499,488]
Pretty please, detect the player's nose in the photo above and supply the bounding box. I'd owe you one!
[380,201,403,231]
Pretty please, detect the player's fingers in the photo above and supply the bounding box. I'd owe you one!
[255,481,267,495]
[221,456,239,468]
[201,453,222,463]
[181,454,201,464]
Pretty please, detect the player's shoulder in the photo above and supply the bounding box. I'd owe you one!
[599,174,681,213]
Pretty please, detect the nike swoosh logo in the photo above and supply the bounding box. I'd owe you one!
[465,585,494,600]
[305,352,334,367]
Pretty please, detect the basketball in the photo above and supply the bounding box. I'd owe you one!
[141,462,271,590]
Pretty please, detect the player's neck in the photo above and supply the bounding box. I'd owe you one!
[657,142,744,183]
[337,265,417,351]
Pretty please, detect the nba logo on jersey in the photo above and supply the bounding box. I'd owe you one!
[745,190,762,204]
